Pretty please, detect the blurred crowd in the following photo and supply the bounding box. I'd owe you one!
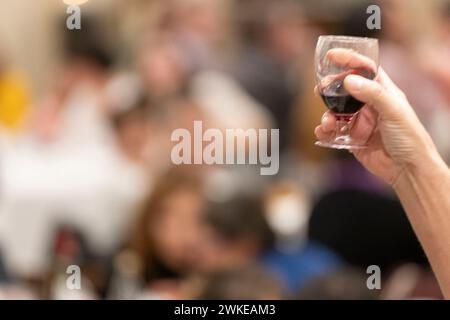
[0,0,449,299]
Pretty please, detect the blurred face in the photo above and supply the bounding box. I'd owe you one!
[139,43,185,99]
[194,225,259,273]
[149,189,204,273]
[179,2,224,44]
[117,112,151,163]
[267,11,306,62]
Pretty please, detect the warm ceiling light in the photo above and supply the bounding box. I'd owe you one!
[63,0,89,5]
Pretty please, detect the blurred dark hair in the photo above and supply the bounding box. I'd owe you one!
[60,15,113,70]
[128,168,204,282]
[309,189,427,270]
[197,265,282,300]
[203,194,275,251]
[296,267,379,300]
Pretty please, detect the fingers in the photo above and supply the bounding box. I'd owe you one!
[314,125,332,142]
[321,112,336,132]
[314,107,378,144]
[343,75,399,118]
[324,49,401,98]
[328,54,408,119]
[314,111,335,141]
[319,70,354,90]
[326,48,378,74]
[350,105,378,141]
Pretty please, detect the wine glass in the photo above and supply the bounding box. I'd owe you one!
[315,35,379,149]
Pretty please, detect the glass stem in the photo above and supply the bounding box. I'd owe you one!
[334,114,354,143]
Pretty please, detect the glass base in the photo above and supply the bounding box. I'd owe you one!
[315,140,367,150]
[315,112,368,150]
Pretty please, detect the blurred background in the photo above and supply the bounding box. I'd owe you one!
[0,0,449,299]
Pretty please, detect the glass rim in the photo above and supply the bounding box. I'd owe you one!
[318,35,378,43]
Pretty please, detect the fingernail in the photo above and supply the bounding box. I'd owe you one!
[345,75,364,90]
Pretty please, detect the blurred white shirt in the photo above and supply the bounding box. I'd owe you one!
[0,86,150,278]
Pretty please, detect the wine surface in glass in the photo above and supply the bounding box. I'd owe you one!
[320,92,364,114]
[319,68,375,115]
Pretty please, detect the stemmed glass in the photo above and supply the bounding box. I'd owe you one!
[315,35,379,149]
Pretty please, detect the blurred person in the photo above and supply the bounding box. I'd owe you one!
[197,194,274,273]
[189,69,273,131]
[130,35,212,170]
[233,0,312,150]
[111,166,273,299]
[116,168,206,299]
[199,192,341,294]
[264,182,312,250]
[137,33,189,104]
[0,63,153,282]
[157,0,231,73]
[0,48,30,134]
[0,18,117,278]
[136,2,274,138]
[196,265,282,300]
[42,226,103,300]
[296,267,379,300]
[261,237,341,295]
[109,94,153,166]
[137,32,272,134]
[135,33,205,139]
[314,50,450,297]
[32,16,113,144]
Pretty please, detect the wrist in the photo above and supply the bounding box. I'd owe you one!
[393,146,448,193]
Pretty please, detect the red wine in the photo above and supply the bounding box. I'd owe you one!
[319,68,375,115]
[320,92,364,114]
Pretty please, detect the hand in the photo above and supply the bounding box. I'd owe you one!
[315,49,439,185]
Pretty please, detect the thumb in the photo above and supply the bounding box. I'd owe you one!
[344,74,398,118]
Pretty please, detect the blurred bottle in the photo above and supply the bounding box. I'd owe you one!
[43,227,97,299]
